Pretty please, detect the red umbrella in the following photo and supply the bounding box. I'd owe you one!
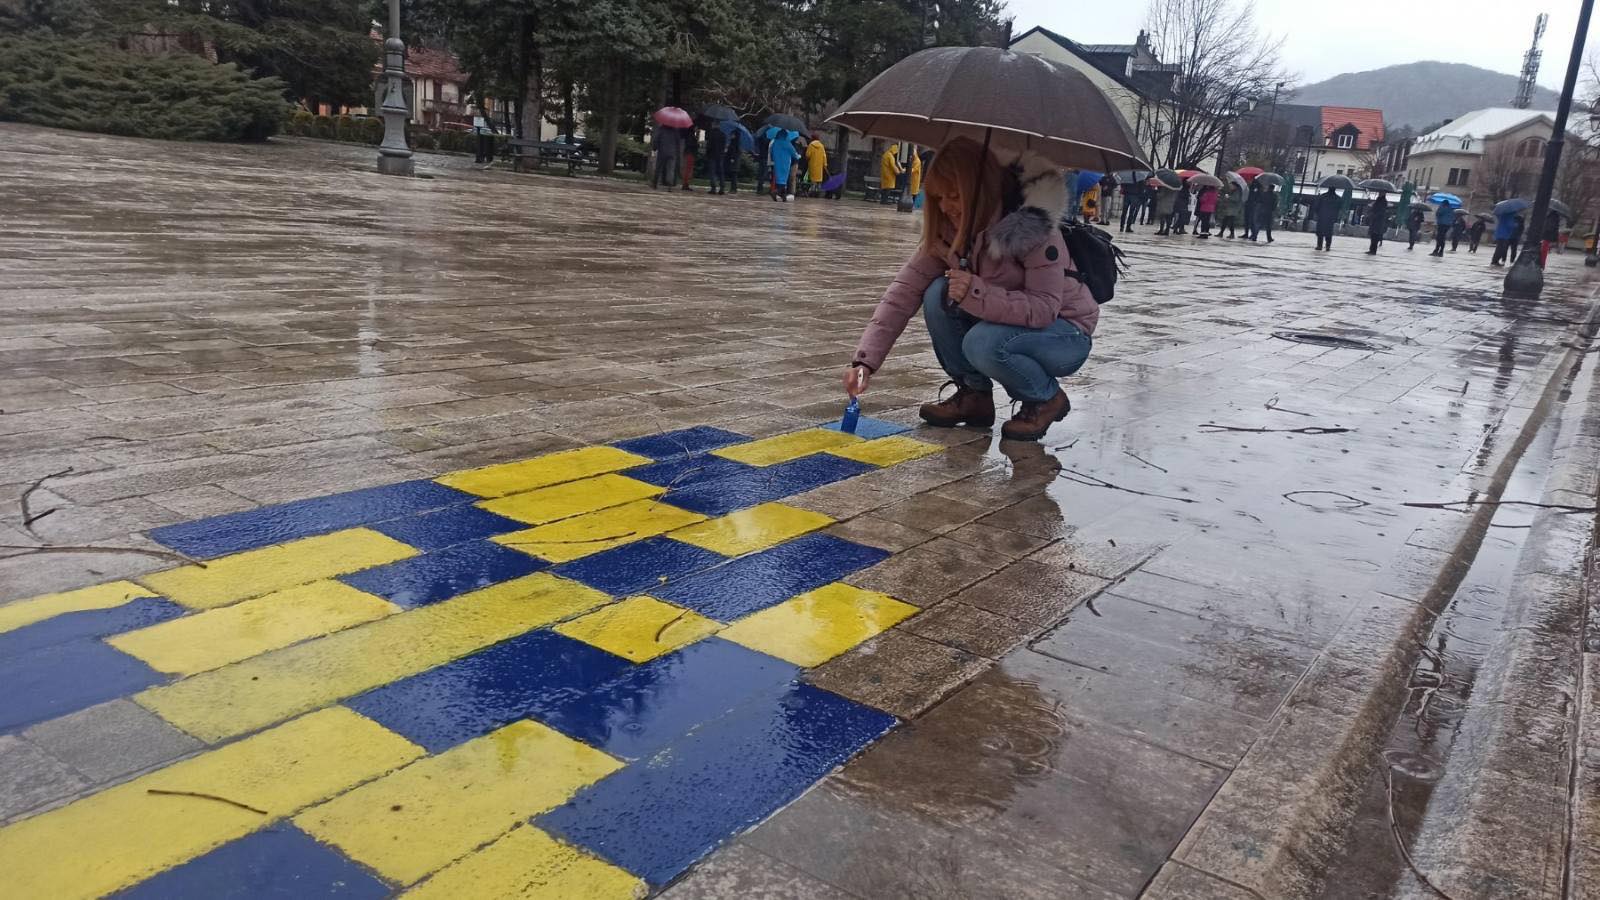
[653,106,693,128]
[1177,169,1203,180]
[1235,166,1264,182]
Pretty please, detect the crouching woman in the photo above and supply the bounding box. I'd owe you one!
[841,138,1097,441]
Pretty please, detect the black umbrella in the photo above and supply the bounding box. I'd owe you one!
[1358,178,1398,193]
[1317,174,1356,190]
[1154,169,1182,188]
[764,113,807,134]
[701,104,739,123]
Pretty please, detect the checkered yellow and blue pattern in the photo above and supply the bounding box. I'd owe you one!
[0,422,944,898]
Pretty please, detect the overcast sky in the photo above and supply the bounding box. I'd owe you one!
[1003,0,1599,91]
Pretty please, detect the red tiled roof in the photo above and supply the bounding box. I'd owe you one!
[408,47,467,83]
[1321,106,1385,150]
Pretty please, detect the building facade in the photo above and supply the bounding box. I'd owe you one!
[1402,108,1582,208]
[1242,102,1384,181]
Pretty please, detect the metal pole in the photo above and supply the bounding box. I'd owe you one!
[1505,0,1594,298]
[376,0,414,176]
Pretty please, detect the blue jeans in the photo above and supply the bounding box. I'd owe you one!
[921,277,1092,402]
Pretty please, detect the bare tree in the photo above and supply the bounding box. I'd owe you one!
[1142,0,1291,169]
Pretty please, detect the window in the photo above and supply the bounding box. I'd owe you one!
[1461,138,1472,150]
[1447,168,1460,185]
[1336,133,1354,149]
[1457,168,1470,186]
[1517,137,1545,158]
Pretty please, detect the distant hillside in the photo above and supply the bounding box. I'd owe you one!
[1291,62,1559,130]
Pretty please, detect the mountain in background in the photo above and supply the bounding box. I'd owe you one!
[1290,62,1559,131]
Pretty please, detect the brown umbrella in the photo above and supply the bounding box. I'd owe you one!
[828,46,1148,172]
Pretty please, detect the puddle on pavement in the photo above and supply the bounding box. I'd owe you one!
[1314,364,1567,899]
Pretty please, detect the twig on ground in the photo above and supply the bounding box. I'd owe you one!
[1381,754,1459,900]
[20,468,72,538]
[1121,450,1168,473]
[653,608,691,642]
[85,435,139,442]
[0,544,203,566]
[1264,395,1314,417]
[1057,469,1197,504]
[146,789,267,815]
[1282,491,1369,509]
[498,530,640,547]
[1200,424,1352,435]
[1050,438,1080,452]
[1402,499,1597,513]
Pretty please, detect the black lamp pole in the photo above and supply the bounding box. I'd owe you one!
[1505,0,1594,298]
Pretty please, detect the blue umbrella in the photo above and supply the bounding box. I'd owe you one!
[717,119,754,152]
[1428,192,1462,206]
[1074,170,1103,193]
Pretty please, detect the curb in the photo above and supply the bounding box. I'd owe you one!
[1141,293,1600,900]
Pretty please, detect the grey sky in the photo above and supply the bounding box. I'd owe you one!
[1002,0,1598,91]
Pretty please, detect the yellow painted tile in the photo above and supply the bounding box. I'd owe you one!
[297,720,621,885]
[827,435,944,467]
[719,582,918,667]
[711,428,862,467]
[0,581,156,635]
[554,596,721,662]
[669,502,834,556]
[404,825,647,900]
[437,446,650,499]
[493,499,705,564]
[0,707,421,900]
[137,529,418,610]
[136,574,608,742]
[108,581,398,676]
[478,474,663,525]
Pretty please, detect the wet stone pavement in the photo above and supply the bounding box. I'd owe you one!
[1,124,1597,898]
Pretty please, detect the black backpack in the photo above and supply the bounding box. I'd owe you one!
[1059,221,1126,304]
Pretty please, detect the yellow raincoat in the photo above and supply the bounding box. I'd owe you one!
[880,145,904,186]
[805,139,827,183]
[908,152,923,196]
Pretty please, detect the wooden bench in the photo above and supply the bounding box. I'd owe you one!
[509,139,600,174]
[861,177,902,204]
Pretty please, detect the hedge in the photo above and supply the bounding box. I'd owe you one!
[0,35,289,141]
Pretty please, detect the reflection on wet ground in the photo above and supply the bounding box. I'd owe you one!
[0,125,1596,897]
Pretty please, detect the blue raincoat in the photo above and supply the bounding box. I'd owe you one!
[767,129,802,187]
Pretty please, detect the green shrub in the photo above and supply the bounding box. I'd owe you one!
[412,130,436,150]
[334,114,355,140]
[438,129,466,152]
[289,109,314,136]
[312,114,334,138]
[360,116,382,144]
[0,34,289,141]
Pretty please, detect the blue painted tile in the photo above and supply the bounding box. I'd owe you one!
[369,504,525,551]
[0,640,165,732]
[539,638,799,761]
[627,454,754,491]
[821,416,910,439]
[337,540,545,608]
[614,426,751,460]
[0,597,185,659]
[150,480,474,559]
[537,682,896,885]
[550,537,725,597]
[346,629,632,752]
[112,825,389,899]
[653,533,889,622]
[664,455,876,517]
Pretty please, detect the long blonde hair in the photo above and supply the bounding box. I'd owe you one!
[921,138,1007,265]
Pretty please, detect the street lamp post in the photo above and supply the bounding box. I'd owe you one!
[376,0,414,177]
[1505,0,1594,298]
[1215,95,1259,176]
[1262,81,1285,170]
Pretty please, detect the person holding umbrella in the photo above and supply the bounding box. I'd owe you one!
[1120,176,1145,233]
[1244,181,1264,240]
[1430,200,1457,257]
[842,139,1096,441]
[1257,182,1278,243]
[1173,183,1192,234]
[705,121,729,195]
[1217,179,1244,238]
[1469,215,1488,253]
[1194,183,1218,237]
[1366,191,1389,255]
[1312,186,1340,251]
[1407,206,1427,250]
[650,121,681,190]
[1153,181,1178,235]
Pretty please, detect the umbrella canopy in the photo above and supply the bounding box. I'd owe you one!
[1074,170,1104,192]
[653,106,693,128]
[1318,174,1356,190]
[1224,171,1249,195]
[1177,169,1204,180]
[1493,198,1531,216]
[701,104,738,123]
[829,46,1147,171]
[1358,178,1398,193]
[1154,169,1183,188]
[1475,212,1496,221]
[718,119,755,152]
[1427,192,1462,206]
[1110,169,1153,184]
[1146,177,1171,190]
[1188,173,1223,188]
[764,113,807,134]
[1235,166,1265,181]
[1255,172,1285,187]
[1550,199,1574,219]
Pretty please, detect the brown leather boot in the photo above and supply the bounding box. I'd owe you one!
[919,382,995,427]
[1001,389,1071,441]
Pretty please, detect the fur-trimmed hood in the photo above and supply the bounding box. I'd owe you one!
[986,153,1069,260]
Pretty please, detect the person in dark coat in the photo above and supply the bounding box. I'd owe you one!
[1172,184,1192,234]
[1312,187,1340,251]
[1540,209,1563,264]
[1243,182,1262,240]
[1430,202,1456,256]
[650,122,681,190]
[724,129,742,193]
[1120,178,1145,232]
[1449,217,1467,252]
[705,124,728,195]
[1367,192,1389,254]
[753,129,770,195]
[1468,217,1487,253]
[1257,186,1277,242]
[1407,207,1426,250]
[1509,215,1526,262]
[679,127,699,191]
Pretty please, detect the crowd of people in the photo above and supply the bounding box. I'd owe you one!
[649,120,841,201]
[1110,178,1281,243]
